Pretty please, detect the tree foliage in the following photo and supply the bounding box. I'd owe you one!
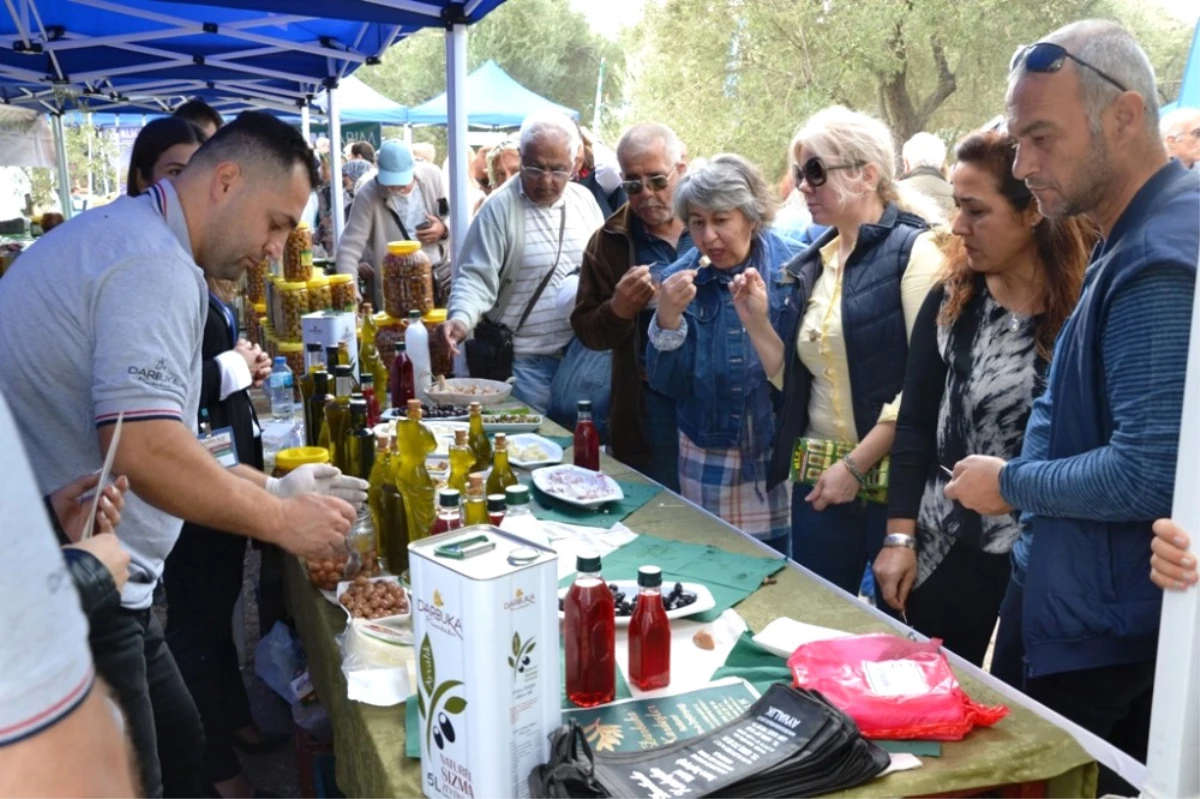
[357,0,623,129]
[619,0,1193,181]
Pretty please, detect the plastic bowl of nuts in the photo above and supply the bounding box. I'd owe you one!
[424,376,513,407]
[336,575,411,623]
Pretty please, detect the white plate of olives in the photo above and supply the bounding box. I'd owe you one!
[556,580,715,626]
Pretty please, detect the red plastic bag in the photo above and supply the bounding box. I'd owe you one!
[787,634,1008,740]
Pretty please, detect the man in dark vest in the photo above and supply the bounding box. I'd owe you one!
[946,19,1199,796]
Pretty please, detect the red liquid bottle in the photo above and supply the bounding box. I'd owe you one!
[428,488,464,535]
[390,340,416,409]
[360,372,382,427]
[628,566,671,690]
[487,494,507,526]
[573,400,600,471]
[564,552,616,707]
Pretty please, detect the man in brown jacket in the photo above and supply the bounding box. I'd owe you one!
[570,123,690,490]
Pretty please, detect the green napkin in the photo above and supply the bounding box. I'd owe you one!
[876,739,943,757]
[404,652,633,761]
[530,480,662,529]
[711,631,793,696]
[560,535,786,620]
[540,434,575,451]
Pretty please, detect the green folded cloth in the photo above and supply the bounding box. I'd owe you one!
[711,631,793,696]
[876,739,943,757]
[558,535,786,621]
[530,480,662,529]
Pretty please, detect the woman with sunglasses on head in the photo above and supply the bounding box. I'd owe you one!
[736,106,944,593]
[129,119,283,798]
[646,154,803,553]
[872,129,1093,668]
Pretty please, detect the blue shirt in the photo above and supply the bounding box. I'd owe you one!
[632,216,693,373]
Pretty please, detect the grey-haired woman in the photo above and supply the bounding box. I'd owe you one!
[645,154,803,552]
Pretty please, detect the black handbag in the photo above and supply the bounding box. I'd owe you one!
[465,207,567,381]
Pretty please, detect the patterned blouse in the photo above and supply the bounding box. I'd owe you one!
[888,277,1048,586]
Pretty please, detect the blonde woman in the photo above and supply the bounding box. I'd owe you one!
[736,106,943,596]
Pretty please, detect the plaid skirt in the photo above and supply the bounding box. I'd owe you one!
[677,432,791,543]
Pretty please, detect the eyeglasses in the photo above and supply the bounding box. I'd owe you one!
[1169,127,1200,142]
[621,174,672,195]
[1010,42,1128,93]
[521,164,572,182]
[792,157,865,189]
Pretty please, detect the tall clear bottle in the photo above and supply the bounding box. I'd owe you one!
[405,309,432,403]
[564,551,616,707]
[359,308,390,410]
[447,429,474,495]
[467,401,492,472]
[486,432,519,497]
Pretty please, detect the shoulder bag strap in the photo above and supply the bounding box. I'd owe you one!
[384,194,411,241]
[513,204,568,334]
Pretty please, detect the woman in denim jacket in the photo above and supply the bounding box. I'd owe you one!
[646,155,802,553]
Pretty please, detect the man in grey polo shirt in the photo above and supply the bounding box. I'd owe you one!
[0,112,359,798]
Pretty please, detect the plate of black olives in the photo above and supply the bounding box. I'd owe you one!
[556,580,715,626]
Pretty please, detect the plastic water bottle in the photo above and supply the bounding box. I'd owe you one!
[268,356,294,421]
[405,309,433,404]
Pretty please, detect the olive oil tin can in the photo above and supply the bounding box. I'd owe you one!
[409,525,560,799]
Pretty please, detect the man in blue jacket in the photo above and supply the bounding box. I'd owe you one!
[946,19,1199,794]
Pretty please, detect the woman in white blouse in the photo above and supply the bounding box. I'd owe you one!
[736,106,944,598]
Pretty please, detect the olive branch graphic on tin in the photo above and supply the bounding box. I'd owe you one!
[418,634,467,752]
[507,631,536,679]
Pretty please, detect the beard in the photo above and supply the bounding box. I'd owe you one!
[1037,131,1114,219]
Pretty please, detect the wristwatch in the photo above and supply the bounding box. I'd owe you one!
[883,533,916,550]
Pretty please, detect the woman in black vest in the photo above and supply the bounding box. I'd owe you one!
[738,106,943,597]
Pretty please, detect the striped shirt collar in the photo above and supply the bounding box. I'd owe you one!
[144,180,194,259]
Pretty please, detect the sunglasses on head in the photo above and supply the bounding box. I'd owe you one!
[621,174,671,195]
[792,157,865,189]
[1010,42,1128,93]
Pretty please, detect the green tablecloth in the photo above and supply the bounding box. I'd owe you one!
[283,423,1097,799]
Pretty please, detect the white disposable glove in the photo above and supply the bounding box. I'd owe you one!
[266,463,369,507]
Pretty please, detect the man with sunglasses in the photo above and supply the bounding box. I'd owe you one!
[443,111,604,411]
[571,124,691,490]
[945,20,1198,793]
[1160,107,1200,170]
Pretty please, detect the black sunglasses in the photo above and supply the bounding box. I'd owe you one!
[792,157,865,189]
[621,174,671,195]
[1010,42,1128,93]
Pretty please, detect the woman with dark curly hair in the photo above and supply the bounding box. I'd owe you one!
[873,128,1096,669]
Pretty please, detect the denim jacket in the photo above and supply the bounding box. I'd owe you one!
[646,231,802,470]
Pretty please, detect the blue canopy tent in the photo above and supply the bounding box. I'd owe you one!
[313,74,406,125]
[1,0,502,255]
[1161,20,1200,113]
[406,59,577,127]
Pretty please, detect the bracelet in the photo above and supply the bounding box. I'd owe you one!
[883,533,916,550]
[842,453,866,486]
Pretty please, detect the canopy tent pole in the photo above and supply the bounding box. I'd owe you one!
[301,103,311,144]
[50,113,72,220]
[1144,273,1200,798]
[328,80,346,249]
[444,22,469,276]
[404,124,413,145]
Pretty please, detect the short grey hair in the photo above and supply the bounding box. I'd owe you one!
[518,111,582,161]
[1161,106,1200,137]
[902,132,946,171]
[673,153,776,228]
[616,123,683,169]
[1011,20,1160,136]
